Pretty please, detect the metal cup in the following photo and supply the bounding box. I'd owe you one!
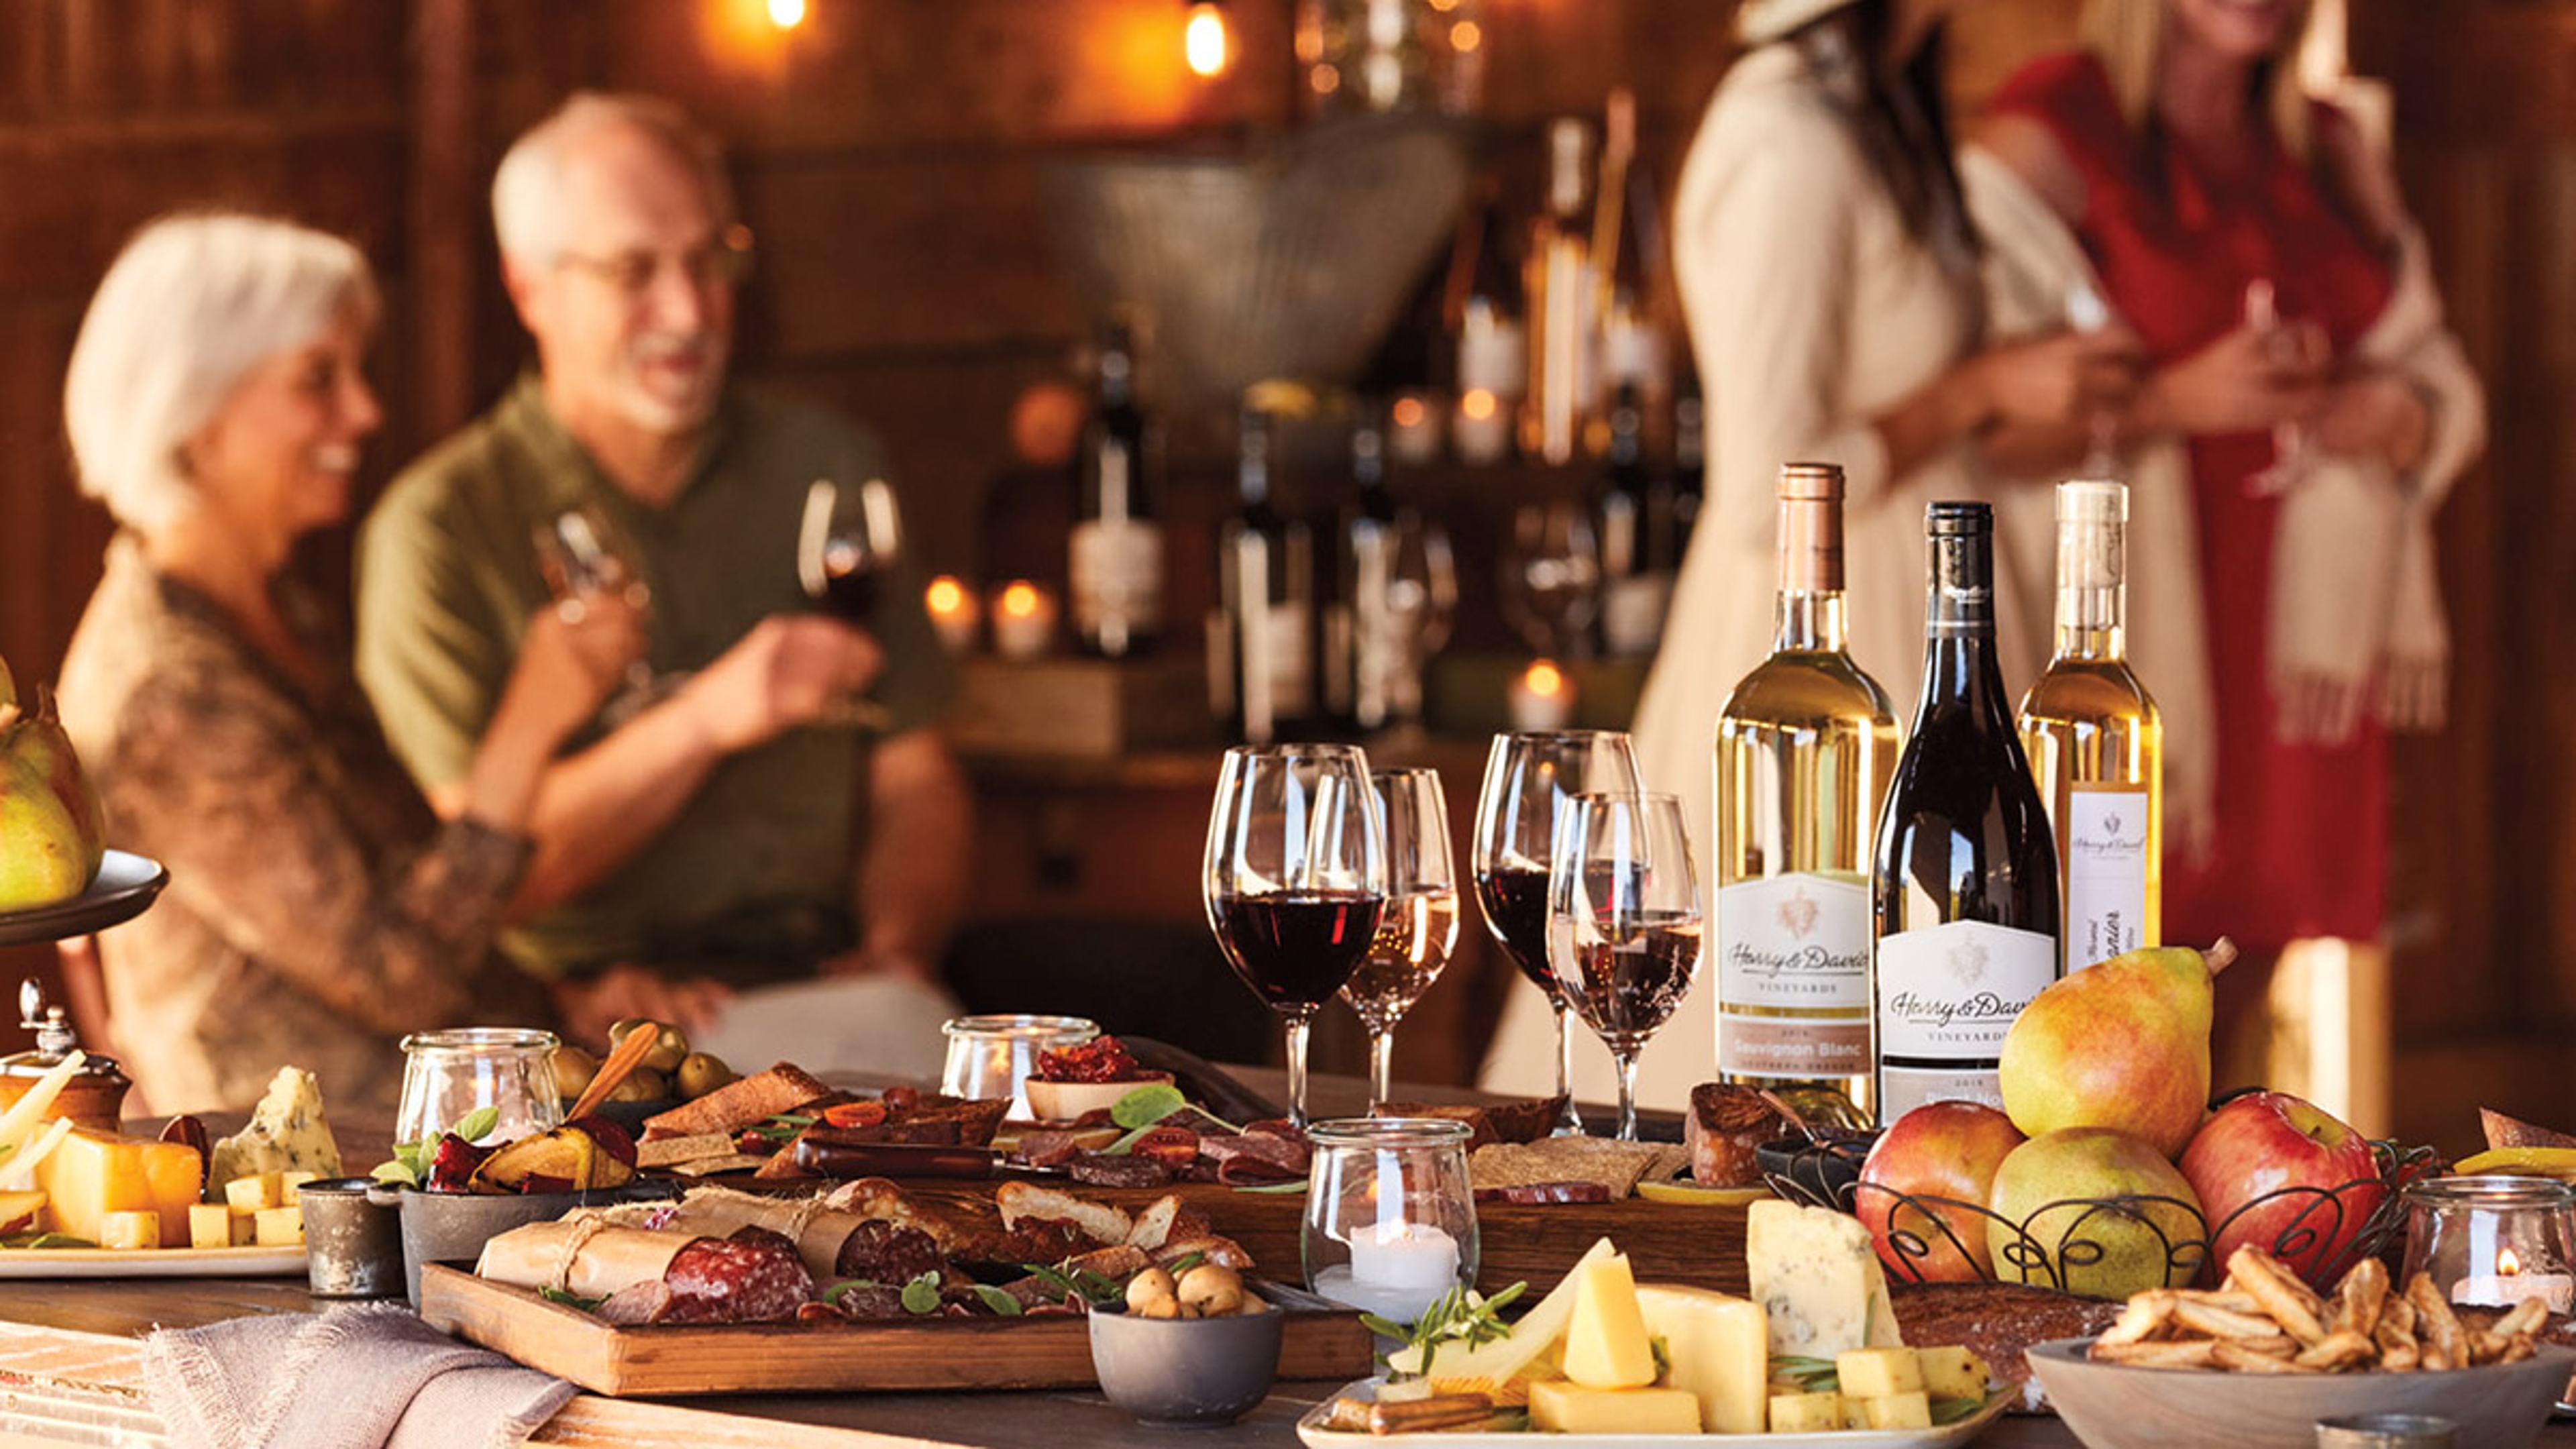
[299,1177,404,1299]
[2314,1413,2457,1448]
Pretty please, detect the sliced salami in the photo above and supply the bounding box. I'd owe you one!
[1203,1130,1309,1175]
[835,1219,945,1284]
[1068,1153,1173,1189]
[659,1228,816,1323]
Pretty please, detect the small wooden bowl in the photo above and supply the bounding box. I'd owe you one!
[1023,1072,1175,1124]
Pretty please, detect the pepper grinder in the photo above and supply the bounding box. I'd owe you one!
[0,977,131,1130]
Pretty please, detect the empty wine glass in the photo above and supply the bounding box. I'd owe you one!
[1203,743,1389,1127]
[1499,499,1600,657]
[533,503,667,724]
[1338,767,1460,1109]
[1470,729,1644,1136]
[799,478,903,621]
[1546,792,1701,1141]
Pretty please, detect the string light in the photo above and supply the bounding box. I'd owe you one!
[1185,0,1230,78]
[767,0,806,28]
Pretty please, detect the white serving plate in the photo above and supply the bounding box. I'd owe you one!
[0,1244,306,1279]
[1295,1378,2010,1447]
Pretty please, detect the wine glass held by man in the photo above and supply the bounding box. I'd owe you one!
[355,93,972,1061]
[51,213,643,1114]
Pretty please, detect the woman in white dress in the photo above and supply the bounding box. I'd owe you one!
[1482,0,2140,1113]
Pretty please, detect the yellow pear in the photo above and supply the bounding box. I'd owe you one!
[2,690,105,881]
[1996,941,2237,1159]
[0,742,90,911]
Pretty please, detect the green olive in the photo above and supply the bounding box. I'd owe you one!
[646,1023,690,1073]
[675,1052,737,1100]
[607,1067,669,1103]
[551,1044,601,1100]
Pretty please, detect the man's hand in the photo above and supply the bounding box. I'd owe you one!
[680,614,885,755]
[551,963,733,1046]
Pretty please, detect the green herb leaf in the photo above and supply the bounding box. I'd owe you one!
[2,1232,97,1250]
[537,1286,606,1312]
[1164,1251,1204,1277]
[819,1278,877,1306]
[1110,1083,1189,1130]
[1931,1394,1986,1426]
[452,1106,501,1144]
[900,1271,943,1315]
[971,1284,1024,1317]
[1367,1281,1528,1377]
[370,1159,420,1187]
[1228,1180,1309,1195]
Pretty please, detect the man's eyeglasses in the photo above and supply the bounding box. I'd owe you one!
[555,227,756,297]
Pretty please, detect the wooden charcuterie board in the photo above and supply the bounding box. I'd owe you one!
[419,1265,1373,1397]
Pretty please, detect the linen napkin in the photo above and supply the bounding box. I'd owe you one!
[142,1301,576,1449]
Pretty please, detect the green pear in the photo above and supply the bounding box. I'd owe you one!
[1986,1127,2206,1299]
[2,689,105,879]
[1997,941,2236,1159]
[0,732,91,911]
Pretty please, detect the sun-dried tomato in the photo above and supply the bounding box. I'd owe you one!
[822,1099,891,1130]
[1131,1124,1201,1169]
[1035,1035,1142,1083]
[881,1085,922,1114]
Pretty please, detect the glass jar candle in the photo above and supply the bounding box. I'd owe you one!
[2400,1176,2576,1313]
[1303,1117,1477,1324]
[394,1028,562,1148]
[940,1014,1099,1118]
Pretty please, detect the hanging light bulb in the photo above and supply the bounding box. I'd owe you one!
[767,0,807,28]
[1185,0,1231,78]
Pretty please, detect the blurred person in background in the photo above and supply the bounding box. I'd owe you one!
[358,93,969,1069]
[54,213,639,1113]
[1974,0,2483,1082]
[1485,0,2143,1110]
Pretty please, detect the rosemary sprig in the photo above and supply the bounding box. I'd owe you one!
[1362,1280,1528,1379]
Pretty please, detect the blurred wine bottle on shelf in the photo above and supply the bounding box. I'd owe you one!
[1590,88,1670,451]
[1872,502,2061,1119]
[1323,410,1458,735]
[1595,380,1678,657]
[1070,318,1163,660]
[2018,480,2161,974]
[1209,405,1316,744]
[1672,386,1705,555]
[1452,172,1523,466]
[1521,117,1594,467]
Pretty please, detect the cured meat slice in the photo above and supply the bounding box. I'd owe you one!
[657,1227,816,1324]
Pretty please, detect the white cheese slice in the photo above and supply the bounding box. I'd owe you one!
[1746,1199,1902,1361]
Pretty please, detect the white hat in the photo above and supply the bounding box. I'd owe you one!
[1736,0,1862,44]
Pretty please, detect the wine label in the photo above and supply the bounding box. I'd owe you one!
[1720,1016,1871,1081]
[1719,874,1872,1080]
[1874,918,2055,1060]
[1879,1065,2004,1119]
[1069,519,1164,633]
[2063,784,2150,970]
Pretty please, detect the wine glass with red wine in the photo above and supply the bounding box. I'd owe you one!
[1338,767,1460,1110]
[1546,791,1701,1140]
[798,478,902,622]
[1470,729,1643,1136]
[1203,743,1389,1127]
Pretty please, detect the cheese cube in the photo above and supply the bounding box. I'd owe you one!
[33,1130,201,1247]
[1560,1254,1656,1390]
[189,1202,252,1249]
[1635,1285,1767,1433]
[225,1172,284,1213]
[1768,1391,1844,1432]
[1858,1391,1933,1430]
[280,1171,320,1203]
[1746,1199,1902,1360]
[1527,1381,1700,1434]
[98,1211,160,1250]
[1837,1346,1924,1397]
[207,1067,341,1187]
[1919,1345,1992,1401]
[254,1205,304,1246]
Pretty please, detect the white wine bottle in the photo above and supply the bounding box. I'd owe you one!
[1712,463,1898,1125]
[1872,502,2061,1119]
[2019,480,2161,973]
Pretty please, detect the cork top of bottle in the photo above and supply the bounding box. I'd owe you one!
[1776,462,1844,501]
[2057,478,2127,525]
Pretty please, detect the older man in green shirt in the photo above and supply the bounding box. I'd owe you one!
[356,91,967,1048]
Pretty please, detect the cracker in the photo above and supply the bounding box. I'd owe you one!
[1468,1138,1688,1197]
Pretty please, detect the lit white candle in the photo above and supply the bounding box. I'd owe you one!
[1454,299,1522,466]
[924,575,978,653]
[2453,1246,2574,1313]
[1389,390,1443,466]
[1507,658,1575,731]
[989,580,1057,661]
[1340,1220,1462,1322]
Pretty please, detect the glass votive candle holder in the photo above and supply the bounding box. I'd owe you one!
[1303,1117,1478,1324]
[940,1014,1099,1118]
[394,1028,562,1148]
[2399,1175,2576,1313]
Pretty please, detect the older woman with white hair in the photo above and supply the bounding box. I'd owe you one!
[54,212,639,1114]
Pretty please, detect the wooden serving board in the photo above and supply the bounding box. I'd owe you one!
[419,1264,1373,1397]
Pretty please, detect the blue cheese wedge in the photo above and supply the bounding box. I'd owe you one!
[1746,1199,1902,1360]
[208,1067,341,1189]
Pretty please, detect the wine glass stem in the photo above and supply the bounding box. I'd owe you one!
[1612,1046,1642,1142]
[1284,1014,1314,1130]
[1551,1003,1584,1135]
[1366,1025,1396,1111]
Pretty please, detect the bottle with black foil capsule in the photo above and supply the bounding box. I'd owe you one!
[1071,320,1163,658]
[1323,415,1397,733]
[1871,502,2061,1118]
[1713,464,1897,1125]
[2018,480,2161,973]
[1208,405,1314,744]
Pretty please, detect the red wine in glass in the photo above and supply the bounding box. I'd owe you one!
[1560,910,1700,1045]
[815,541,883,621]
[800,478,900,622]
[1472,865,1564,1007]
[1209,889,1385,1010]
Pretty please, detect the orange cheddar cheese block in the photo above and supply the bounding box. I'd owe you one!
[34,1128,201,1248]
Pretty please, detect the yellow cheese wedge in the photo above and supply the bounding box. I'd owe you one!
[1635,1284,1766,1432]
[1837,1346,1925,1397]
[1399,1237,1618,1403]
[34,1129,201,1247]
[98,1210,160,1251]
[254,1205,304,1246]
[1918,1344,1992,1401]
[1527,1381,1700,1434]
[1561,1254,1656,1390]
[1768,1390,1844,1432]
[189,1202,250,1249]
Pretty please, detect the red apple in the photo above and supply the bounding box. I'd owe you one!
[1858,1102,2028,1283]
[2179,1091,2384,1288]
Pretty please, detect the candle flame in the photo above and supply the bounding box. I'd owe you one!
[1450,19,1483,53]
[926,576,969,614]
[2501,1246,2524,1276]
[1184,2,1230,77]
[1525,660,1565,696]
[999,582,1043,619]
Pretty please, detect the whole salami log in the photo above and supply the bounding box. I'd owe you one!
[480,1222,814,1323]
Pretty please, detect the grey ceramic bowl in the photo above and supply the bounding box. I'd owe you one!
[1087,1300,1284,1428]
[384,1179,676,1307]
[2028,1336,2576,1449]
